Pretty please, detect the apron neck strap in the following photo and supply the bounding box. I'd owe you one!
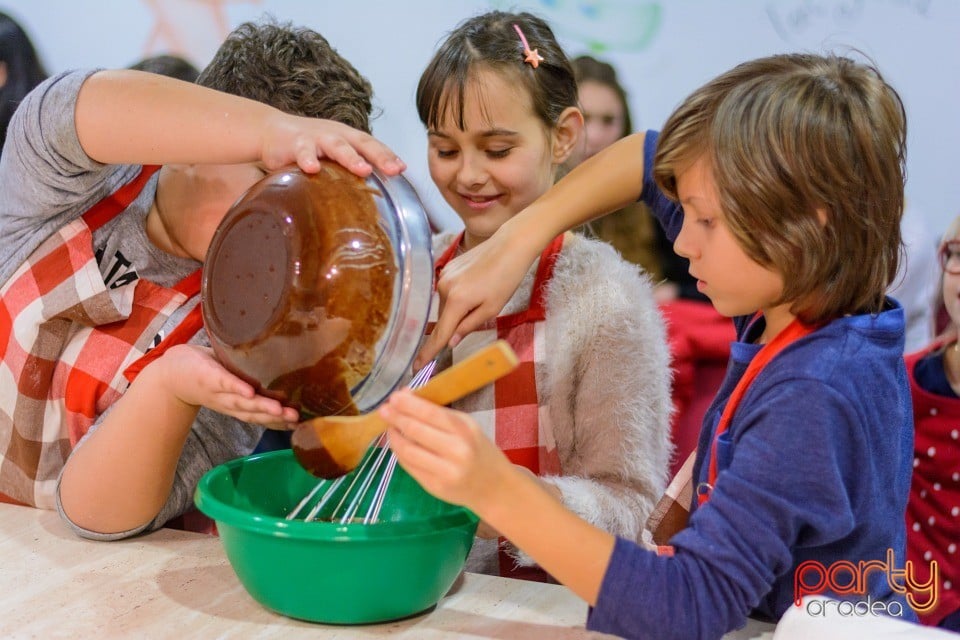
[82,165,160,232]
[700,316,817,504]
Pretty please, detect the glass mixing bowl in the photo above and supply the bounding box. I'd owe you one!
[202,162,432,417]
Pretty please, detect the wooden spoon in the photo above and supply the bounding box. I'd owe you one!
[291,340,519,478]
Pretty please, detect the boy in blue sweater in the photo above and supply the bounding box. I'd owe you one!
[383,53,916,639]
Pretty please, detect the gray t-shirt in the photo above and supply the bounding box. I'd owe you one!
[0,70,263,539]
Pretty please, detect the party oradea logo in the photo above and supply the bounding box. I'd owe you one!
[793,549,938,617]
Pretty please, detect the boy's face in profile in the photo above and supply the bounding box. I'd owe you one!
[673,155,785,320]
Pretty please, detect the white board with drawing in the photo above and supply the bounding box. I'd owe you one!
[5,0,959,233]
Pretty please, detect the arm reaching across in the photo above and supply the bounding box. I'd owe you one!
[415,132,647,369]
[75,70,405,177]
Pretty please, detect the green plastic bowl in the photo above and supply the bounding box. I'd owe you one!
[194,449,478,624]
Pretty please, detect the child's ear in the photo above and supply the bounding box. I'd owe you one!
[551,106,584,165]
[0,62,7,89]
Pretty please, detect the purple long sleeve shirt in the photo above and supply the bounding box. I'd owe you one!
[585,132,914,640]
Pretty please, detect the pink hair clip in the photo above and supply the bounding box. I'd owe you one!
[512,23,544,69]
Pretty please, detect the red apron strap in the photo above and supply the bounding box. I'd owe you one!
[497,234,565,329]
[171,268,202,296]
[699,316,816,504]
[432,231,466,283]
[122,303,203,383]
[82,165,161,232]
[122,268,203,383]
[527,234,564,312]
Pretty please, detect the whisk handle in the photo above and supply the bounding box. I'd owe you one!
[412,340,518,406]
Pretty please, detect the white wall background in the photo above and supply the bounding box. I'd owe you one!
[4,0,959,236]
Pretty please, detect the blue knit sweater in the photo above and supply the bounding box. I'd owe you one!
[586,132,915,640]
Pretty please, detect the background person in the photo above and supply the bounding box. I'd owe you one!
[0,10,48,153]
[904,213,960,631]
[572,53,732,476]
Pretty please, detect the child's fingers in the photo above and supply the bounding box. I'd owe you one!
[276,406,300,422]
[414,297,466,369]
[383,391,470,436]
[388,425,441,472]
[386,389,441,415]
[309,135,368,175]
[294,146,321,174]
[414,330,448,372]
[348,134,406,176]
[387,426,464,503]
[380,396,458,453]
[418,262,504,369]
[212,374,256,399]
[310,128,405,178]
[215,393,297,423]
[227,409,296,425]
[262,418,298,431]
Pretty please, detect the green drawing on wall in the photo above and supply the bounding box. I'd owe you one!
[491,0,663,53]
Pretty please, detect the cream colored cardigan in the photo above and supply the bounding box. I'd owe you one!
[432,232,673,575]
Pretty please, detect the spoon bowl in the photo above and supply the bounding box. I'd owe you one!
[291,340,518,478]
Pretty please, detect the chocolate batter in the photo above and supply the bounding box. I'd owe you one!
[203,162,397,418]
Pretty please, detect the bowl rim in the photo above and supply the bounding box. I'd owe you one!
[194,450,478,540]
[200,165,434,418]
[350,169,433,413]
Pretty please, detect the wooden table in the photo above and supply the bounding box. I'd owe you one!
[0,504,779,639]
[0,503,616,639]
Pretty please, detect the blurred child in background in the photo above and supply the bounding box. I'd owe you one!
[904,214,960,631]
[0,10,47,153]
[573,53,732,476]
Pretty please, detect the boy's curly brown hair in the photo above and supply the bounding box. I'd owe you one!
[197,19,373,133]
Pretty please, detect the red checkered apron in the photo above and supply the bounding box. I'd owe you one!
[431,233,564,581]
[0,165,204,509]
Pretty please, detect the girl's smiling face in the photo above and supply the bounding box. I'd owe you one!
[427,68,575,250]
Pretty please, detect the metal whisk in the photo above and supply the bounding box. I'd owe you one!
[285,357,439,524]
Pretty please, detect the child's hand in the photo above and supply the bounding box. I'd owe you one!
[414,233,538,369]
[380,390,512,509]
[260,113,406,178]
[156,344,300,425]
